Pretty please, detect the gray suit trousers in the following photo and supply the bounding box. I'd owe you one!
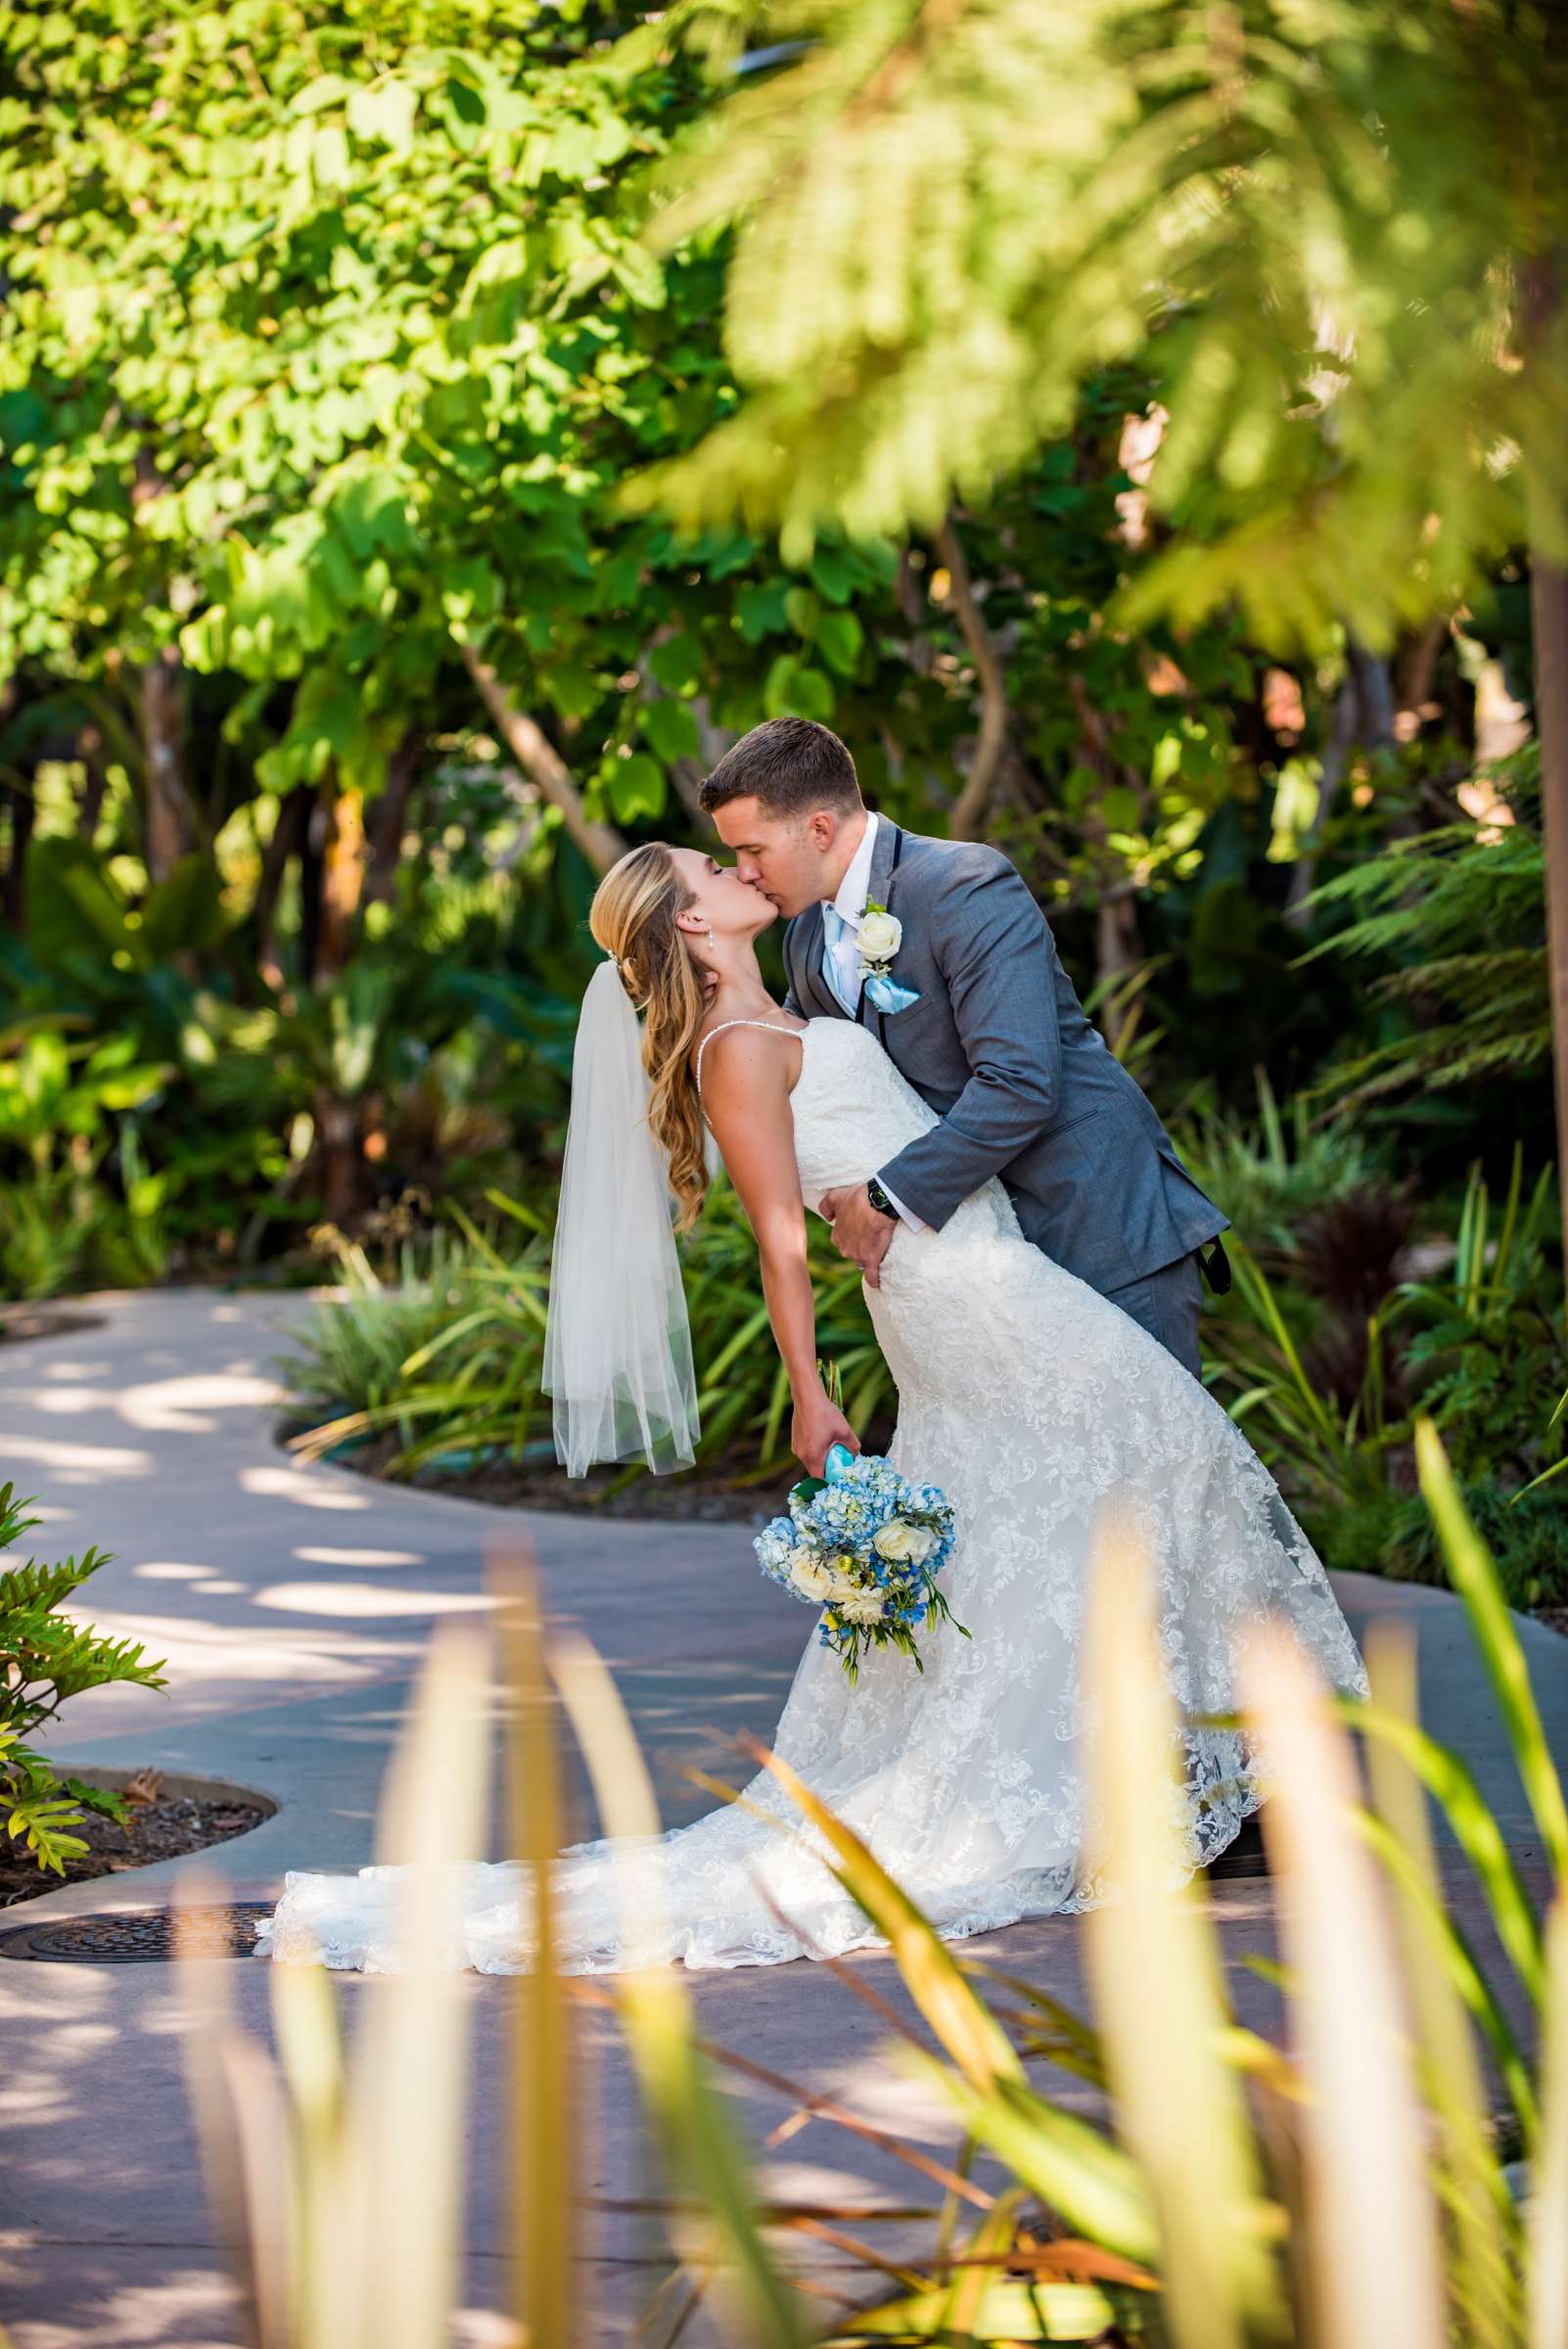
[1101,1250,1205,1381]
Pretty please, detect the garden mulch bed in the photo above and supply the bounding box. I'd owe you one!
[0,1774,271,1910]
[0,1304,105,1345]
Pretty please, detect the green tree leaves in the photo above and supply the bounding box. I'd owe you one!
[632,0,1568,655]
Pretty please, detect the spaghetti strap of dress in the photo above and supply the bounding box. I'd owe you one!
[694,1018,802,1094]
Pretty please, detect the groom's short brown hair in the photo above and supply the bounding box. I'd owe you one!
[699,717,861,817]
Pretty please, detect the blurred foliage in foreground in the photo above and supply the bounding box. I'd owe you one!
[178,1425,1565,2343]
[631,0,1568,659]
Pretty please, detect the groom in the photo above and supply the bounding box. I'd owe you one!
[700,716,1230,1379]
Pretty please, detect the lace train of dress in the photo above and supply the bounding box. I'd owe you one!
[254,1018,1369,1973]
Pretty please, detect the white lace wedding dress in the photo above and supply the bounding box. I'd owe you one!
[255,1015,1369,1974]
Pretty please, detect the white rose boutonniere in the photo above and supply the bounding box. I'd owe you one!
[857,898,920,1015]
[858,906,902,964]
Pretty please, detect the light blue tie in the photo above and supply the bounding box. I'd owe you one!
[820,902,855,1013]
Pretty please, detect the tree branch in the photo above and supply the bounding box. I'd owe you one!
[365,722,423,906]
[936,516,1010,839]
[461,641,624,875]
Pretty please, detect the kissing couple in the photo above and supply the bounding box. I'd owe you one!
[257,716,1367,1975]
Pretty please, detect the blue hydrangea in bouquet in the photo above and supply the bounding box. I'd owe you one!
[754,1368,967,1684]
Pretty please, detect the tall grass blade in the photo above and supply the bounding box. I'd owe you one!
[832,2273,1156,2339]
[741,1735,1021,2096]
[1343,1696,1546,2009]
[494,1546,578,2349]
[899,2050,1162,2267]
[934,2184,1028,2337]
[1416,1418,1568,1877]
[1361,1620,1521,2340]
[550,1633,809,2348]
[1354,1805,1538,2142]
[1242,1624,1448,2349]
[172,1866,294,2349]
[1530,1893,1568,2349]
[348,1622,491,2349]
[1082,1513,1287,2349]
[269,1957,357,2349]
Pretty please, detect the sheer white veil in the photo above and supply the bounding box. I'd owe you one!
[541,957,700,1477]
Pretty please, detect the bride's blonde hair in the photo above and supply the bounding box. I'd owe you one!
[589,843,710,1232]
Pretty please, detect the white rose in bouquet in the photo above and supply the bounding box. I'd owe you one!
[873,1517,938,1564]
[858,907,902,964]
[841,1591,886,1625]
[788,1550,837,1602]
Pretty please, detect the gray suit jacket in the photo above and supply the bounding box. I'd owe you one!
[782,820,1228,1298]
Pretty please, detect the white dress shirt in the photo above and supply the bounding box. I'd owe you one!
[820,812,925,1233]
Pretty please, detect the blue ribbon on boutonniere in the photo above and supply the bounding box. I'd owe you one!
[864,970,921,1014]
[858,895,920,1016]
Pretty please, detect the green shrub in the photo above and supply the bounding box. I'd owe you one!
[1,1484,168,1874]
[284,1180,894,1490]
[1177,1066,1391,1251]
[1394,1151,1566,1487]
[1303,743,1548,1111]
[281,1228,479,1446]
[1379,1479,1568,1609]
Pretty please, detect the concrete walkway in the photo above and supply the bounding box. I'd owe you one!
[1,1290,1562,2346]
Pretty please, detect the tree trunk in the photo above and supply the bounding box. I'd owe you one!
[77,719,109,841]
[132,447,196,884]
[1521,248,1568,1282]
[461,642,623,874]
[312,1086,362,1230]
[1531,552,1568,1282]
[299,788,324,984]
[254,787,309,987]
[309,768,369,1227]
[365,724,422,907]
[142,643,193,882]
[316,773,365,981]
[936,516,1010,839]
[1066,671,1147,1033]
[1283,639,1394,925]
[1394,612,1449,736]
[2,780,32,929]
[1094,887,1143,1034]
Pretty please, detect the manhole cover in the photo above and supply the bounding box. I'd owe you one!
[0,1903,276,1963]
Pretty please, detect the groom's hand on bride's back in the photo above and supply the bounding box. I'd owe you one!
[820,1185,896,1290]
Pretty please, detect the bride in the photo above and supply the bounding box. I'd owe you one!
[255,838,1369,1974]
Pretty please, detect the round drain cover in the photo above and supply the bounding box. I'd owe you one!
[0,1902,276,1963]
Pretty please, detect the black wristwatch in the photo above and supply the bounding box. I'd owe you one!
[865,1177,900,1221]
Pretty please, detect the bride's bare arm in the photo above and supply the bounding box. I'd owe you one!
[701,1029,859,1476]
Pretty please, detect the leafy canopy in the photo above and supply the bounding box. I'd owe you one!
[625,0,1568,653]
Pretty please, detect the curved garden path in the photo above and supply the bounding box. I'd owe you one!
[1,1289,1561,2347]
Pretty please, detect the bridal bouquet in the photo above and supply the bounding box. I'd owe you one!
[755,1443,967,1685]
